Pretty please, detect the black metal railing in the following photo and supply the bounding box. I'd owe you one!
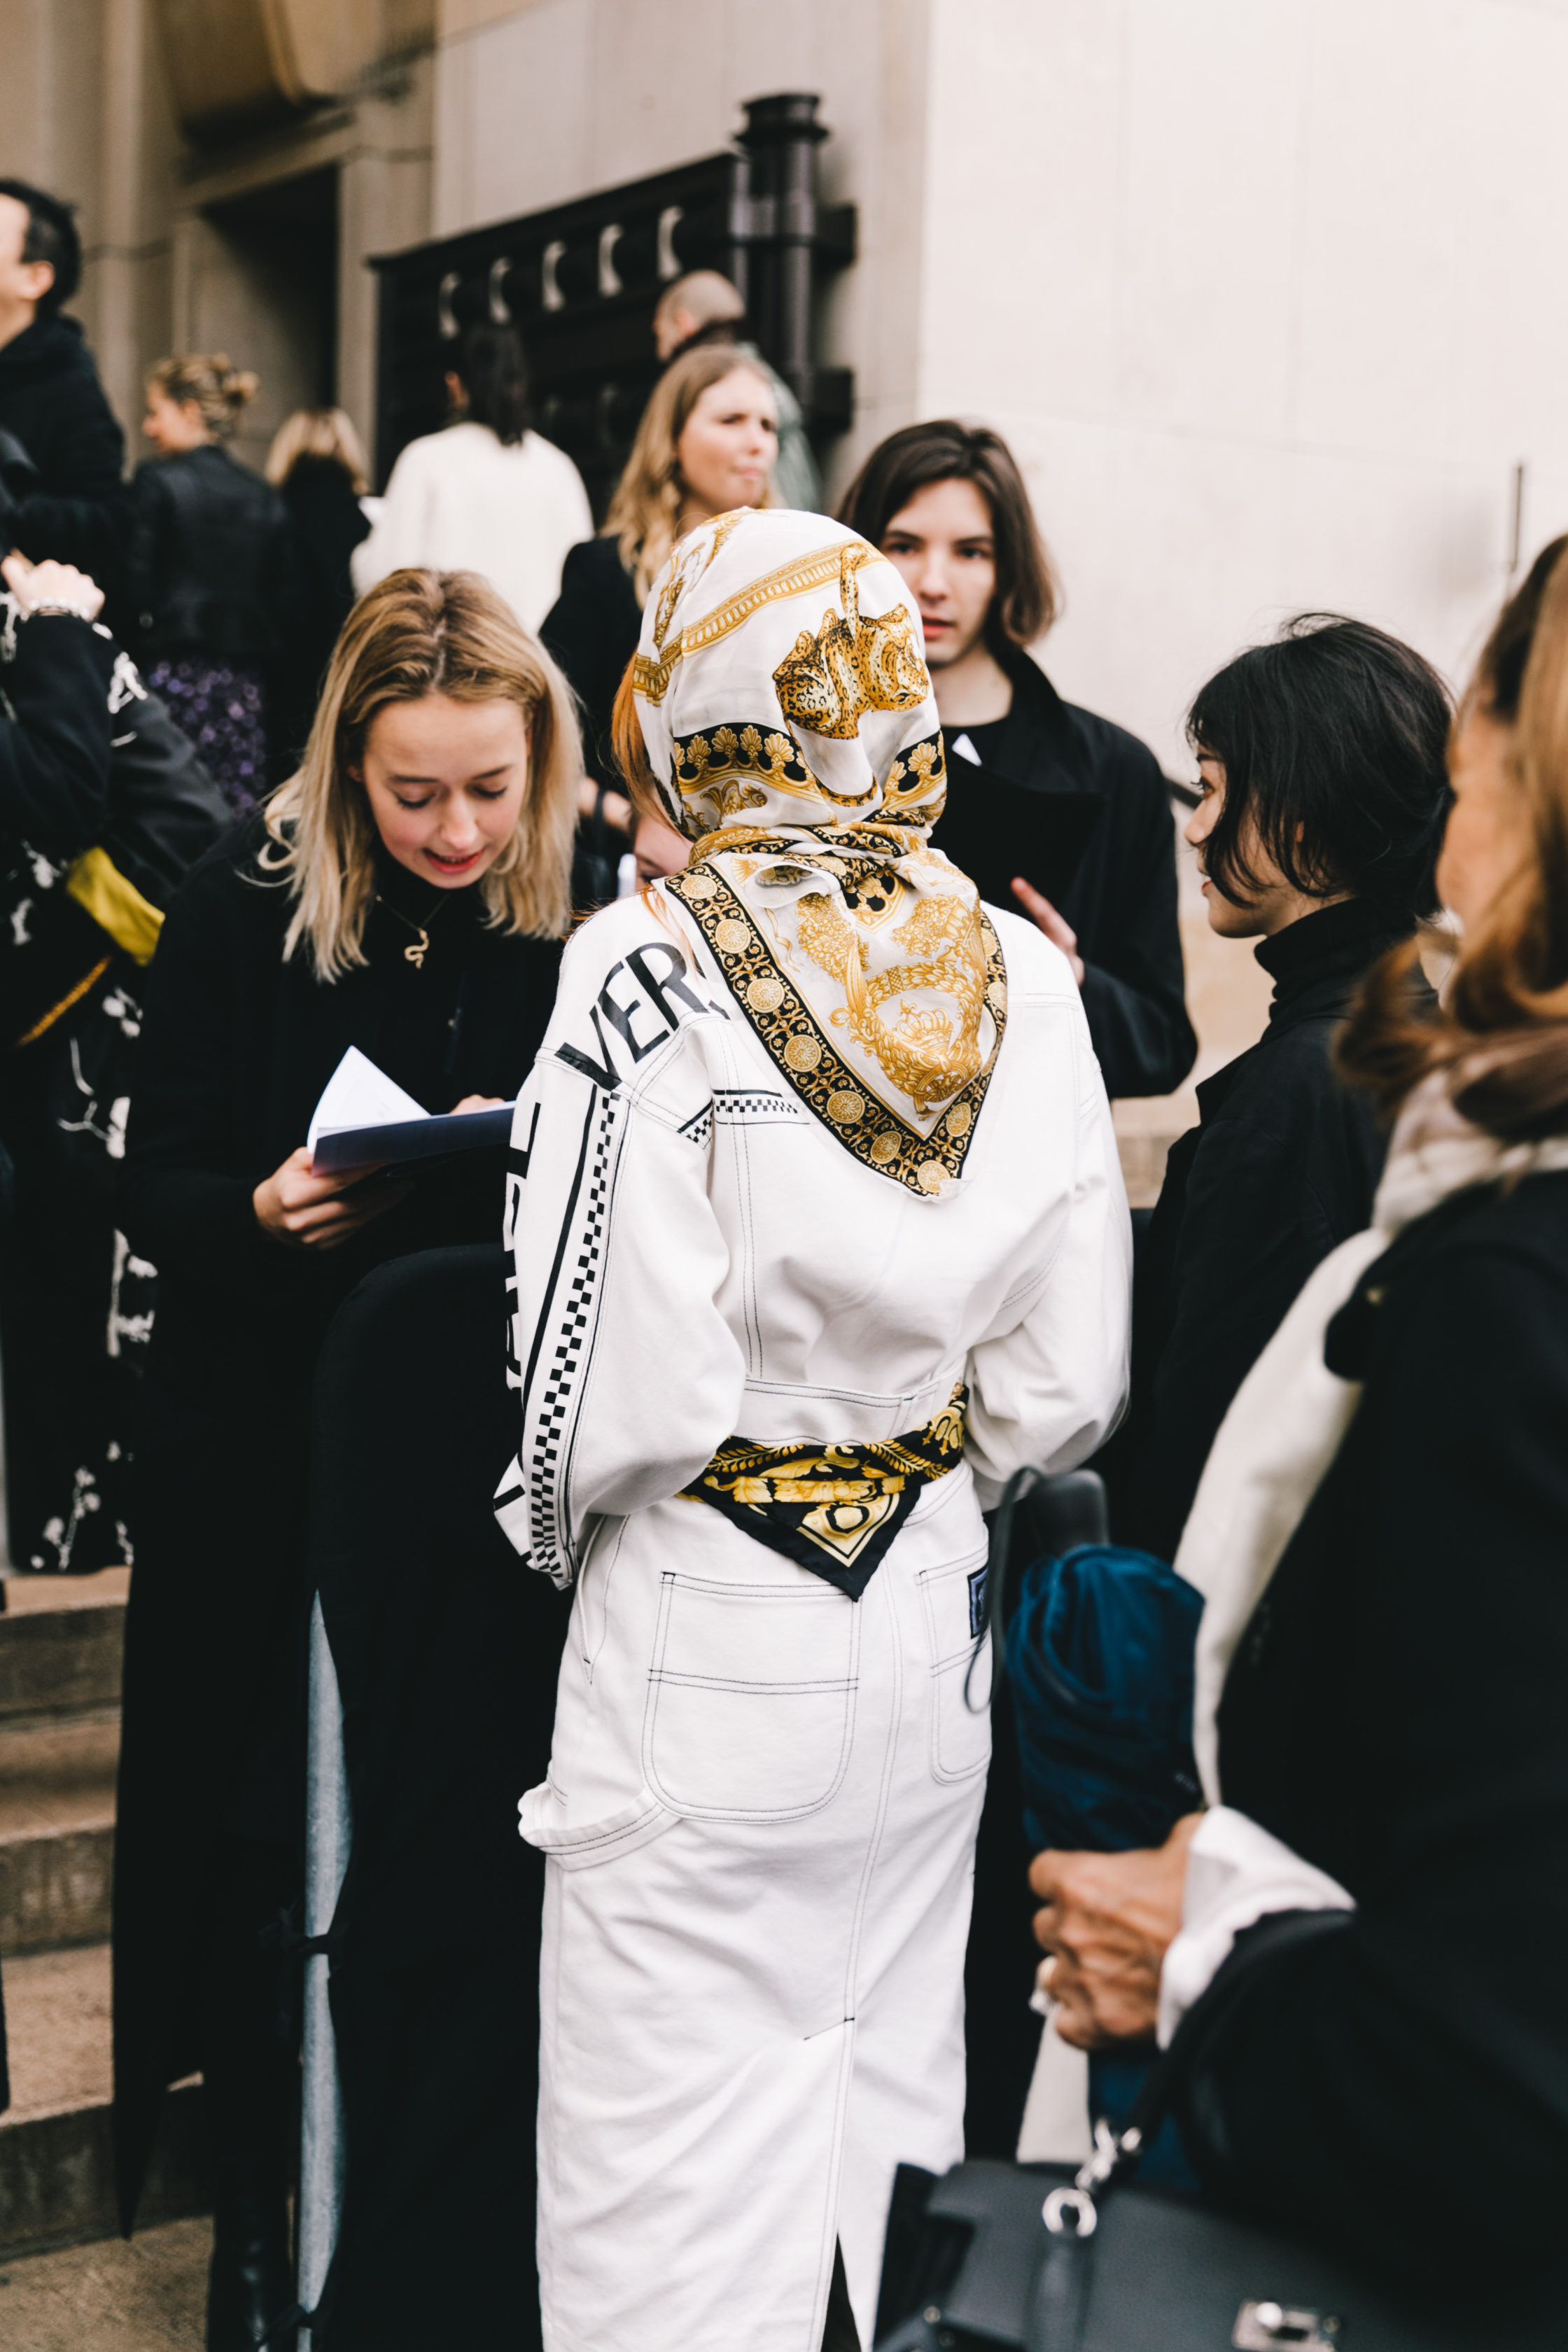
[369,92,855,512]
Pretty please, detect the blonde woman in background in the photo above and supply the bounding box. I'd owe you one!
[113,568,578,2349]
[265,405,374,776]
[353,321,591,635]
[652,267,820,510]
[541,341,779,902]
[128,353,293,813]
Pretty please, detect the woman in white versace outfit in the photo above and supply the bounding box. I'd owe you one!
[493,510,1130,2352]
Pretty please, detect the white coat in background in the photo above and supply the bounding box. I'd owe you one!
[494,881,1130,2352]
[350,419,592,631]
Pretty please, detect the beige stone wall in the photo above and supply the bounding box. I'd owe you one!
[3,0,435,475]
[167,66,434,473]
[1,0,178,435]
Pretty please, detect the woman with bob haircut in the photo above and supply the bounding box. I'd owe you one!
[541,343,779,901]
[1027,544,1568,2313]
[1112,613,1451,1565]
[840,419,1195,1100]
[113,568,578,2351]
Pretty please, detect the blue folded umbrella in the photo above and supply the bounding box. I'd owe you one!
[1004,1540,1204,1857]
[1000,1520,1205,2188]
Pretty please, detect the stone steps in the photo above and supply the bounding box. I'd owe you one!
[0,1580,127,1718]
[0,1714,118,1954]
[1,1943,207,2261]
[1,1572,209,2266]
[0,2211,211,2348]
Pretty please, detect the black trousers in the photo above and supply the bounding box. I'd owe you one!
[199,1834,300,2221]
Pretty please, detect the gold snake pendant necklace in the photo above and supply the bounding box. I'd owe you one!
[374,891,449,969]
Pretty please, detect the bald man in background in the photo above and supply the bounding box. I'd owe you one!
[652,269,822,511]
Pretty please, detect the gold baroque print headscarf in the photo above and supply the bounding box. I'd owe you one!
[635,509,1007,1196]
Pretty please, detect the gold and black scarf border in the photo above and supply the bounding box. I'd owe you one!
[666,856,1007,1196]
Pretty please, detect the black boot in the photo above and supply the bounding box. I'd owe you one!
[206,2190,294,2351]
[200,1836,302,2352]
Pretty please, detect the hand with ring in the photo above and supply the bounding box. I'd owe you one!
[1028,1813,1203,2047]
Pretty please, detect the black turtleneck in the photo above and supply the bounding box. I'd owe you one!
[1252,892,1401,1022]
[953,649,1196,1099]
[1107,895,1429,1562]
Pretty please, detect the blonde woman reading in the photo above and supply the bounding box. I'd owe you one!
[113,568,578,2350]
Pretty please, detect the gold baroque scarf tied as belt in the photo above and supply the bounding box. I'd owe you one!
[679,1384,967,1599]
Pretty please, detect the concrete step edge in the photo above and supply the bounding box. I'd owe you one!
[0,1819,115,1956]
[0,2080,209,2263]
[0,1702,122,1737]
[0,1606,126,1723]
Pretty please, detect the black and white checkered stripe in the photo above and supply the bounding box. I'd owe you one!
[713,1087,804,1124]
[524,1085,624,1586]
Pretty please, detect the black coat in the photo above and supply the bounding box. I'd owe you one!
[1173,1167,1568,2292]
[125,444,293,663]
[0,600,231,1045]
[540,533,642,789]
[111,818,561,2220]
[953,651,1196,1098]
[0,606,115,862]
[1114,897,1413,1562]
[0,314,127,578]
[271,458,370,776]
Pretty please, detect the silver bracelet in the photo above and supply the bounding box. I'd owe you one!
[26,600,92,620]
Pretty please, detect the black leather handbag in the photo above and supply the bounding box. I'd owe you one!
[872,1941,1563,2352]
[872,2150,1562,2351]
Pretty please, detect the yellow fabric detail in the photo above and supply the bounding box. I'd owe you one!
[64,848,164,966]
[13,957,113,1049]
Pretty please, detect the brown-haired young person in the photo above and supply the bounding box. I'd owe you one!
[841,421,1195,1099]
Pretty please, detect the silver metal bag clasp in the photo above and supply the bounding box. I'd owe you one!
[1233,2300,1343,2348]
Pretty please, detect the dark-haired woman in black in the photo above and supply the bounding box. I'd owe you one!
[1113,615,1452,1563]
[841,419,1196,1101]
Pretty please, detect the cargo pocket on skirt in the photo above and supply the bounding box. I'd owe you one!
[918,1549,993,1784]
[643,1572,859,1823]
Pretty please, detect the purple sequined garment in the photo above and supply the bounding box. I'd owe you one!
[146,657,268,816]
